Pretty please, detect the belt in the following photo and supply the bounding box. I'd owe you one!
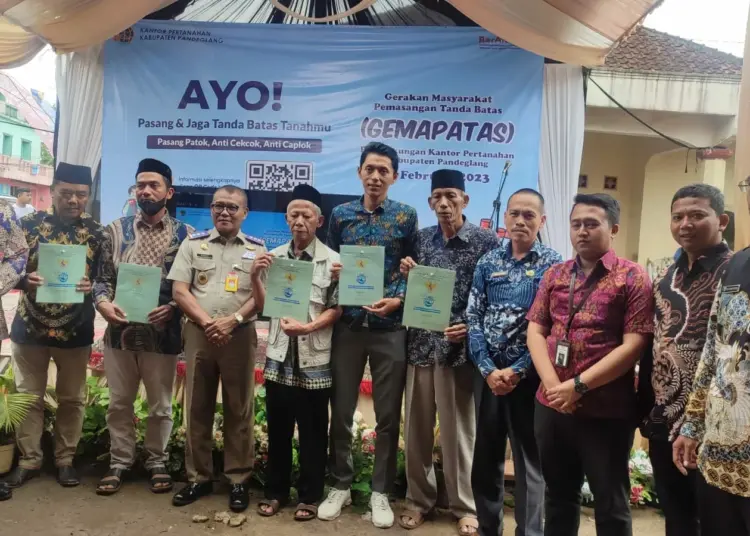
[341,314,404,333]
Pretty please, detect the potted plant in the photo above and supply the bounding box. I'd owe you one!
[0,366,37,474]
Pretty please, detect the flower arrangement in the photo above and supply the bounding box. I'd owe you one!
[581,449,656,507]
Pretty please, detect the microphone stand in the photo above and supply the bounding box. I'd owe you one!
[489,164,511,234]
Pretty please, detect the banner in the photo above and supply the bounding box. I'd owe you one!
[103,21,543,233]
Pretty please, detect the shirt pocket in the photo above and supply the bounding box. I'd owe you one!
[193,260,216,290]
[311,275,330,307]
[236,260,254,291]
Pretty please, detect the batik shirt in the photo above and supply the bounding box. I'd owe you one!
[327,196,417,328]
[681,249,750,497]
[11,208,106,348]
[93,213,193,355]
[527,250,654,419]
[645,243,732,442]
[466,239,562,378]
[0,201,28,340]
[408,220,499,368]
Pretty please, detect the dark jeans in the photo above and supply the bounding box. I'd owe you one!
[472,376,544,536]
[534,402,634,536]
[264,380,330,505]
[649,438,700,536]
[698,473,750,536]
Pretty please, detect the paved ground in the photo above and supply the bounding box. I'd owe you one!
[0,472,666,536]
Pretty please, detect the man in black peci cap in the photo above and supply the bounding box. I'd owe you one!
[253,184,342,522]
[7,162,107,489]
[93,158,193,497]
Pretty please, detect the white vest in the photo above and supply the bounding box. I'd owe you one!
[265,238,339,369]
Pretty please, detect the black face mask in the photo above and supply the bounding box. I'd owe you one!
[137,197,167,217]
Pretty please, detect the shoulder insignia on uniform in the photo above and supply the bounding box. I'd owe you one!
[245,234,265,245]
[189,230,210,240]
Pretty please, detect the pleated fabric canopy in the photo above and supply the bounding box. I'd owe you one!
[0,0,662,67]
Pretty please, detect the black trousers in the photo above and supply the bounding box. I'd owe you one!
[472,376,544,536]
[699,473,750,536]
[649,438,700,536]
[264,380,330,505]
[534,402,634,536]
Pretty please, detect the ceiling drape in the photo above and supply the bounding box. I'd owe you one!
[0,0,662,67]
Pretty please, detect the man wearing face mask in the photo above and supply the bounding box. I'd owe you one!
[93,158,192,496]
[398,170,499,535]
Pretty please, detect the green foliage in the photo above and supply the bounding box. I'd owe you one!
[40,143,54,167]
[0,366,38,445]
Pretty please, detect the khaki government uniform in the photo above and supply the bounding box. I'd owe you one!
[167,228,266,484]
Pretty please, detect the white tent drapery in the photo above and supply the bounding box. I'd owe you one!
[0,0,662,66]
[538,64,586,259]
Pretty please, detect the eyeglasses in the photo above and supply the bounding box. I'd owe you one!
[210,202,240,215]
[739,180,750,193]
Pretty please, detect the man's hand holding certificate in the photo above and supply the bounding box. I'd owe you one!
[402,265,456,332]
[263,257,314,323]
[36,244,88,304]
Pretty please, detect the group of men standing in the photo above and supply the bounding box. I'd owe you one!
[0,141,749,536]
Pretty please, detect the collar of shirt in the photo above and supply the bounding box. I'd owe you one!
[674,241,731,274]
[41,206,89,227]
[431,216,472,246]
[135,211,168,231]
[288,239,316,261]
[354,195,388,215]
[573,249,617,275]
[208,228,247,245]
[502,238,544,262]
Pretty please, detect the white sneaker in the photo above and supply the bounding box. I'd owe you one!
[317,488,352,521]
[370,492,394,529]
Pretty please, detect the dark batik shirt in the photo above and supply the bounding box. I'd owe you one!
[645,243,732,441]
[93,213,193,355]
[0,201,28,340]
[11,208,106,348]
[327,196,417,328]
[527,250,654,419]
[407,220,499,368]
[681,248,750,497]
[466,239,562,378]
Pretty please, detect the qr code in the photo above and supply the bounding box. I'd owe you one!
[246,160,314,192]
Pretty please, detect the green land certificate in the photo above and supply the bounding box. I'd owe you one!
[339,245,385,306]
[36,244,88,304]
[402,265,457,332]
[263,257,314,323]
[114,263,162,324]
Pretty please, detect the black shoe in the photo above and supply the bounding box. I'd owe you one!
[230,484,249,512]
[172,482,213,507]
[0,482,11,501]
[5,467,40,489]
[57,466,80,488]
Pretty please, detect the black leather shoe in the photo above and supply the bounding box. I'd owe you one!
[0,482,11,501]
[5,467,40,489]
[57,466,80,488]
[229,484,249,512]
[172,482,213,507]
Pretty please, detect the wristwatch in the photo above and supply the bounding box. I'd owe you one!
[574,375,589,395]
[234,312,244,325]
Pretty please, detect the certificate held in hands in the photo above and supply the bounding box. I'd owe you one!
[339,245,385,306]
[263,257,314,323]
[36,244,88,304]
[114,263,162,324]
[402,265,456,332]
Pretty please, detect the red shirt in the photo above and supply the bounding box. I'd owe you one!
[526,250,654,419]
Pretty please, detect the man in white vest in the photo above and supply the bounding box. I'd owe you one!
[252,184,342,522]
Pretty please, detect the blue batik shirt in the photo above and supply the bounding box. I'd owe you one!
[466,239,562,378]
[408,220,500,368]
[327,196,418,328]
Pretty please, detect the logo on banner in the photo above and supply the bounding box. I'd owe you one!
[113,28,134,44]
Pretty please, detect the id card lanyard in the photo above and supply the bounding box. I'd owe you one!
[554,267,602,368]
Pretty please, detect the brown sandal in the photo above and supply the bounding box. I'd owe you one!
[294,503,317,521]
[398,509,426,530]
[258,499,283,517]
[457,516,479,535]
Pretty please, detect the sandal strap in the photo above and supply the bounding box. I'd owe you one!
[296,503,317,513]
[104,468,124,479]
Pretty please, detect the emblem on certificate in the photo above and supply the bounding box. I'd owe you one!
[555,341,570,368]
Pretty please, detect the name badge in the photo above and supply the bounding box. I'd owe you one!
[490,271,507,278]
[554,341,570,368]
[225,272,239,293]
[242,251,256,260]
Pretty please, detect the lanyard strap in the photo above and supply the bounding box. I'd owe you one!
[565,267,602,339]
